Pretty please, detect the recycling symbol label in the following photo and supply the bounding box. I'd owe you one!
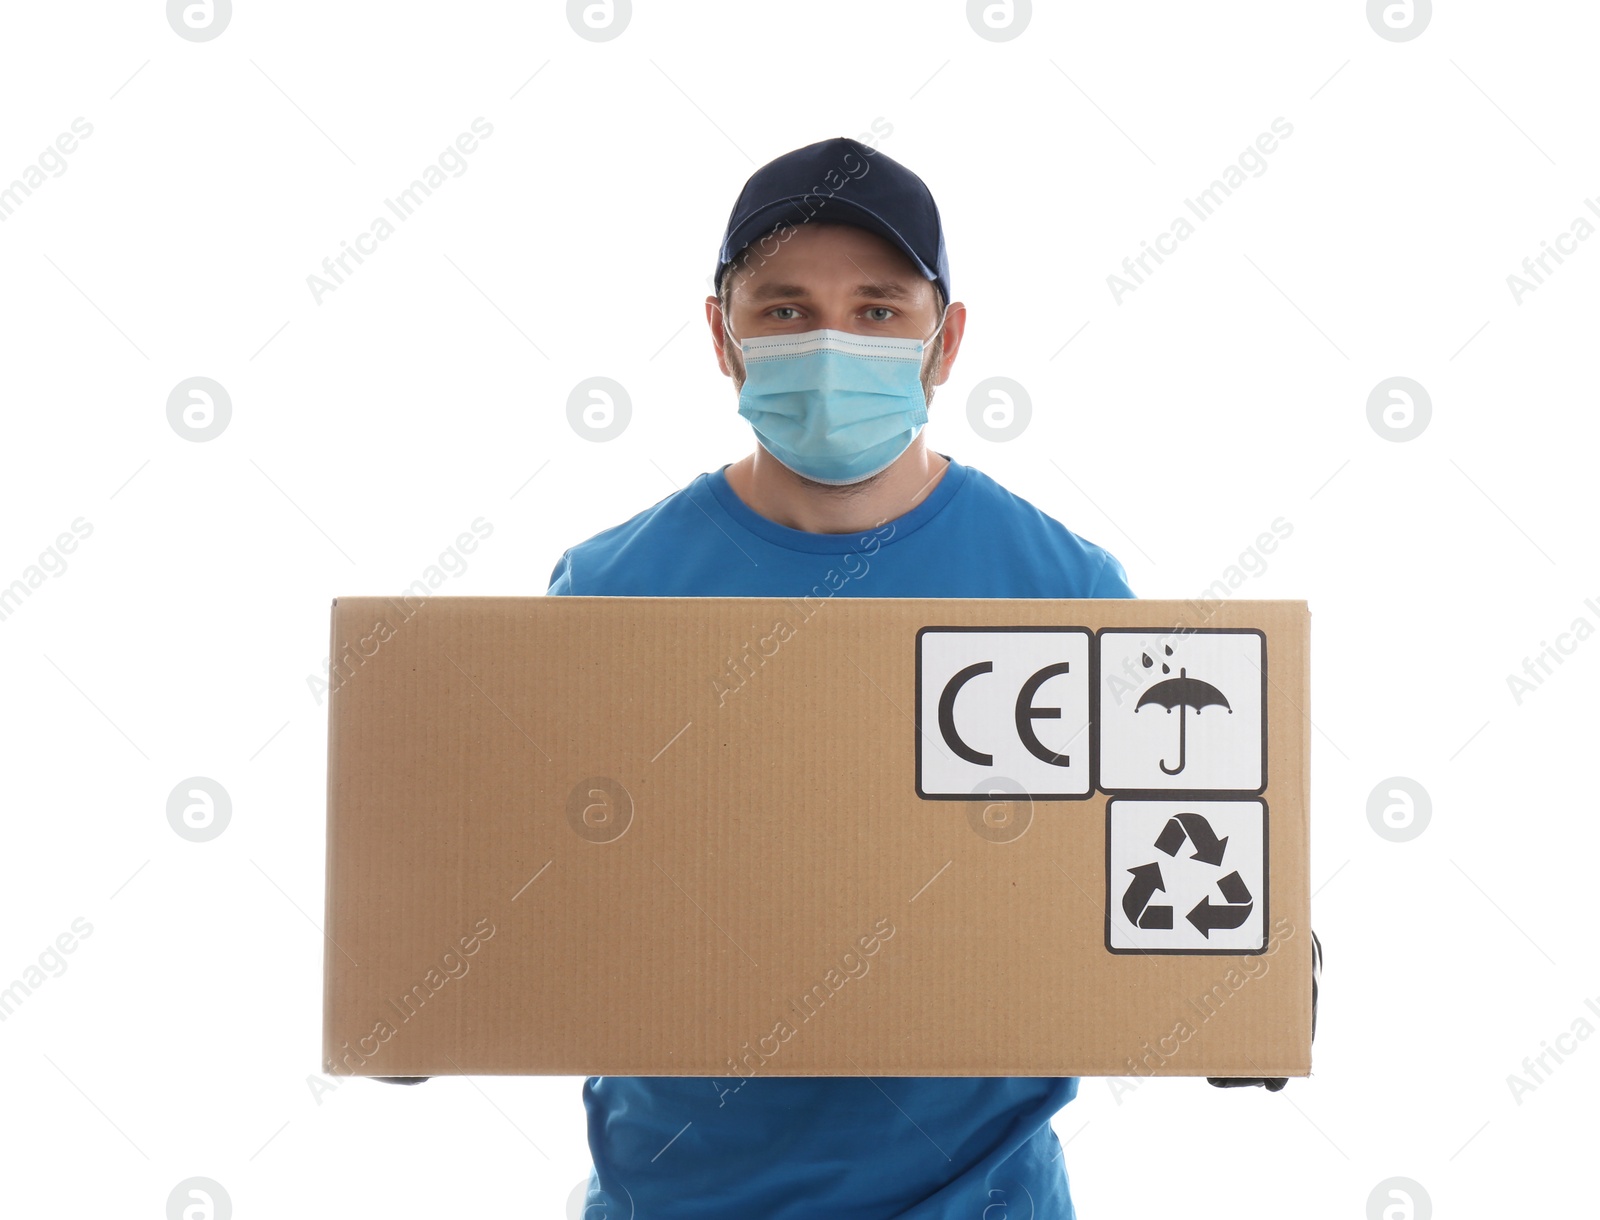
[1106,799,1267,953]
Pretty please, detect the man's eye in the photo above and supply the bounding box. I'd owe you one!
[770,307,800,321]
[866,307,895,322]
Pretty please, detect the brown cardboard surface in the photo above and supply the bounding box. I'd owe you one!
[323,595,1312,1079]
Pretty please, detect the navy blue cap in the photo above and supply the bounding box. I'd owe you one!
[715,136,951,307]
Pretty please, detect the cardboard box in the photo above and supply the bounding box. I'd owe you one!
[323,595,1312,1079]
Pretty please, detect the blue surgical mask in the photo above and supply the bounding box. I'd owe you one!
[726,305,949,486]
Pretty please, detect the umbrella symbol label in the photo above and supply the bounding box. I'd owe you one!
[1106,799,1268,953]
[1095,628,1266,795]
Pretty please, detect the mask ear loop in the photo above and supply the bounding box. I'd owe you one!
[920,299,952,355]
[915,297,947,357]
[721,307,746,354]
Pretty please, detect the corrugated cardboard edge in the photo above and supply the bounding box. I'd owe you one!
[320,596,339,1076]
[1303,600,1315,1075]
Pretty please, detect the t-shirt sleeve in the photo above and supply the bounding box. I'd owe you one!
[1088,550,1136,599]
[546,549,574,596]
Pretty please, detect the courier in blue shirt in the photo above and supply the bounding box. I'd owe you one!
[547,138,1134,1220]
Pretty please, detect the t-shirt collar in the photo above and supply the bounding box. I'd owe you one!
[705,453,969,554]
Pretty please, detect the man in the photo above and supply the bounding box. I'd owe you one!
[550,136,1132,1219]
[381,136,1318,1215]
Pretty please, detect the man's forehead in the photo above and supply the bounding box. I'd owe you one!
[731,223,931,299]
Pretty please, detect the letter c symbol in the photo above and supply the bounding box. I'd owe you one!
[938,661,993,765]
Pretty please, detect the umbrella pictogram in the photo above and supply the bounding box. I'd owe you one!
[1133,645,1231,775]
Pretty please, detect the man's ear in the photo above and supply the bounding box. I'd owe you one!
[705,295,733,378]
[931,301,967,388]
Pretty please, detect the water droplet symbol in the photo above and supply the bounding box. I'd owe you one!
[1141,652,1153,668]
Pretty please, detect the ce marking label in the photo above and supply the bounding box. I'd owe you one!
[914,626,1093,800]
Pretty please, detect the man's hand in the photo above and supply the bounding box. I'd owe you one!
[1205,929,1321,1092]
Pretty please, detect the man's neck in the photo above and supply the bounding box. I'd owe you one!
[723,443,951,535]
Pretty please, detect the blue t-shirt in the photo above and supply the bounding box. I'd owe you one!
[549,454,1135,1220]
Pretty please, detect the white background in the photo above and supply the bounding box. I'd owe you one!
[2,2,1595,1217]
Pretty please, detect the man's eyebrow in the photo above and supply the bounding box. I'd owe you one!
[747,280,915,302]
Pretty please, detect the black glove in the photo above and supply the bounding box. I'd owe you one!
[1206,928,1320,1092]
[373,1076,431,1085]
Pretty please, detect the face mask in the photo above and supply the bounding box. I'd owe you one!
[726,304,949,486]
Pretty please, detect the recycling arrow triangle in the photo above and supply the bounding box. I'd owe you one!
[1187,869,1253,938]
[1122,862,1172,929]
